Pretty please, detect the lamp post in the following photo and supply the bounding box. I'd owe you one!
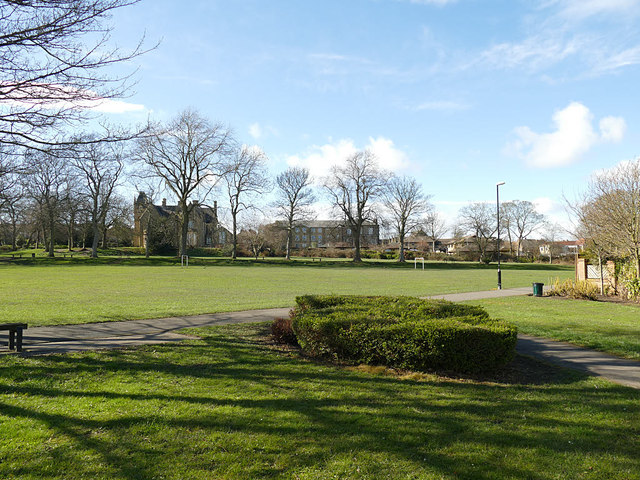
[496,181,505,290]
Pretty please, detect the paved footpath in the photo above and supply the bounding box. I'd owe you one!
[3,287,640,389]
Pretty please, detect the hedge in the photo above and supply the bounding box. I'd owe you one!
[290,295,517,373]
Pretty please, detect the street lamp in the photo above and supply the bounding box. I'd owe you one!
[496,181,505,289]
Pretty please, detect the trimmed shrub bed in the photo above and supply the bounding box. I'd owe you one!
[290,295,517,373]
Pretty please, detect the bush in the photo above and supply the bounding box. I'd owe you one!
[548,278,599,300]
[271,317,298,345]
[291,295,516,373]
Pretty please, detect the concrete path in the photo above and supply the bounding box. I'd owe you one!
[426,286,534,302]
[2,287,639,389]
[517,335,640,389]
[7,308,290,355]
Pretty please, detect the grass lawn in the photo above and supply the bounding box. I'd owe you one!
[0,259,571,326]
[470,296,640,361]
[0,323,638,479]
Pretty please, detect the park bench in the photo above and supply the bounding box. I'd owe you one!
[310,257,322,262]
[0,323,27,352]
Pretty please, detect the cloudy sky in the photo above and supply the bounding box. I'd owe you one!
[107,0,640,233]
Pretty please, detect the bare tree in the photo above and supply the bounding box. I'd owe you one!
[423,210,447,253]
[72,140,124,257]
[324,150,387,262]
[0,0,151,151]
[137,109,232,257]
[102,194,132,247]
[577,160,640,279]
[383,176,429,262]
[23,150,72,256]
[503,200,545,258]
[0,181,24,250]
[273,166,315,260]
[458,202,496,262]
[222,145,271,259]
[541,222,564,265]
[238,212,269,260]
[60,177,85,251]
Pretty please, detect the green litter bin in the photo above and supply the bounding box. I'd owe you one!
[532,282,544,297]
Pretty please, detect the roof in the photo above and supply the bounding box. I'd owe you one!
[297,220,378,228]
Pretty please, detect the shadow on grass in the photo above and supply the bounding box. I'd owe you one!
[0,323,637,479]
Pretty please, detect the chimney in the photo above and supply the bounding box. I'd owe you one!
[162,198,167,207]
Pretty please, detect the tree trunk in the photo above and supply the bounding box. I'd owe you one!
[285,230,292,260]
[67,212,75,251]
[91,220,100,258]
[231,213,237,260]
[10,218,17,251]
[398,228,406,262]
[353,225,362,262]
[179,204,189,258]
[48,215,55,258]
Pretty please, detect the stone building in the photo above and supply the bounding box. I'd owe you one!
[133,192,230,249]
[291,220,380,249]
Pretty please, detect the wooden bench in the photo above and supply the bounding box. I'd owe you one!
[0,323,27,352]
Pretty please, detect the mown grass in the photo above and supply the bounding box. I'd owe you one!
[0,323,638,480]
[471,296,640,360]
[0,261,571,326]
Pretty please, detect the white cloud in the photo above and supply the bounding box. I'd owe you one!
[556,0,640,21]
[507,102,626,168]
[248,122,279,140]
[88,98,145,114]
[477,35,580,72]
[249,123,263,139]
[0,82,145,114]
[286,136,410,180]
[599,116,626,142]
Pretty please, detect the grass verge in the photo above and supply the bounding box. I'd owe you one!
[471,296,640,360]
[0,323,638,479]
[0,261,571,326]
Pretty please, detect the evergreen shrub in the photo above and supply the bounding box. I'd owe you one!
[291,295,517,373]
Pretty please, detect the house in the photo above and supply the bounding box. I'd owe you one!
[445,235,482,255]
[539,239,585,257]
[383,234,447,253]
[133,192,231,249]
[290,220,380,249]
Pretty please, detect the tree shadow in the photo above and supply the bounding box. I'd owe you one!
[0,323,638,479]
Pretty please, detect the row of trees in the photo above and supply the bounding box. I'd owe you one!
[0,141,130,257]
[457,199,548,262]
[1,105,555,263]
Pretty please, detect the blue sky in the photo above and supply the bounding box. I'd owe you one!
[105,0,640,234]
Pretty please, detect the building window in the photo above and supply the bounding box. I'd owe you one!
[295,235,300,241]
[302,235,307,240]
[346,228,351,235]
[302,227,307,233]
[311,235,316,241]
[318,235,322,241]
[302,243,307,248]
[368,227,374,234]
[295,227,300,233]
[310,227,315,233]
